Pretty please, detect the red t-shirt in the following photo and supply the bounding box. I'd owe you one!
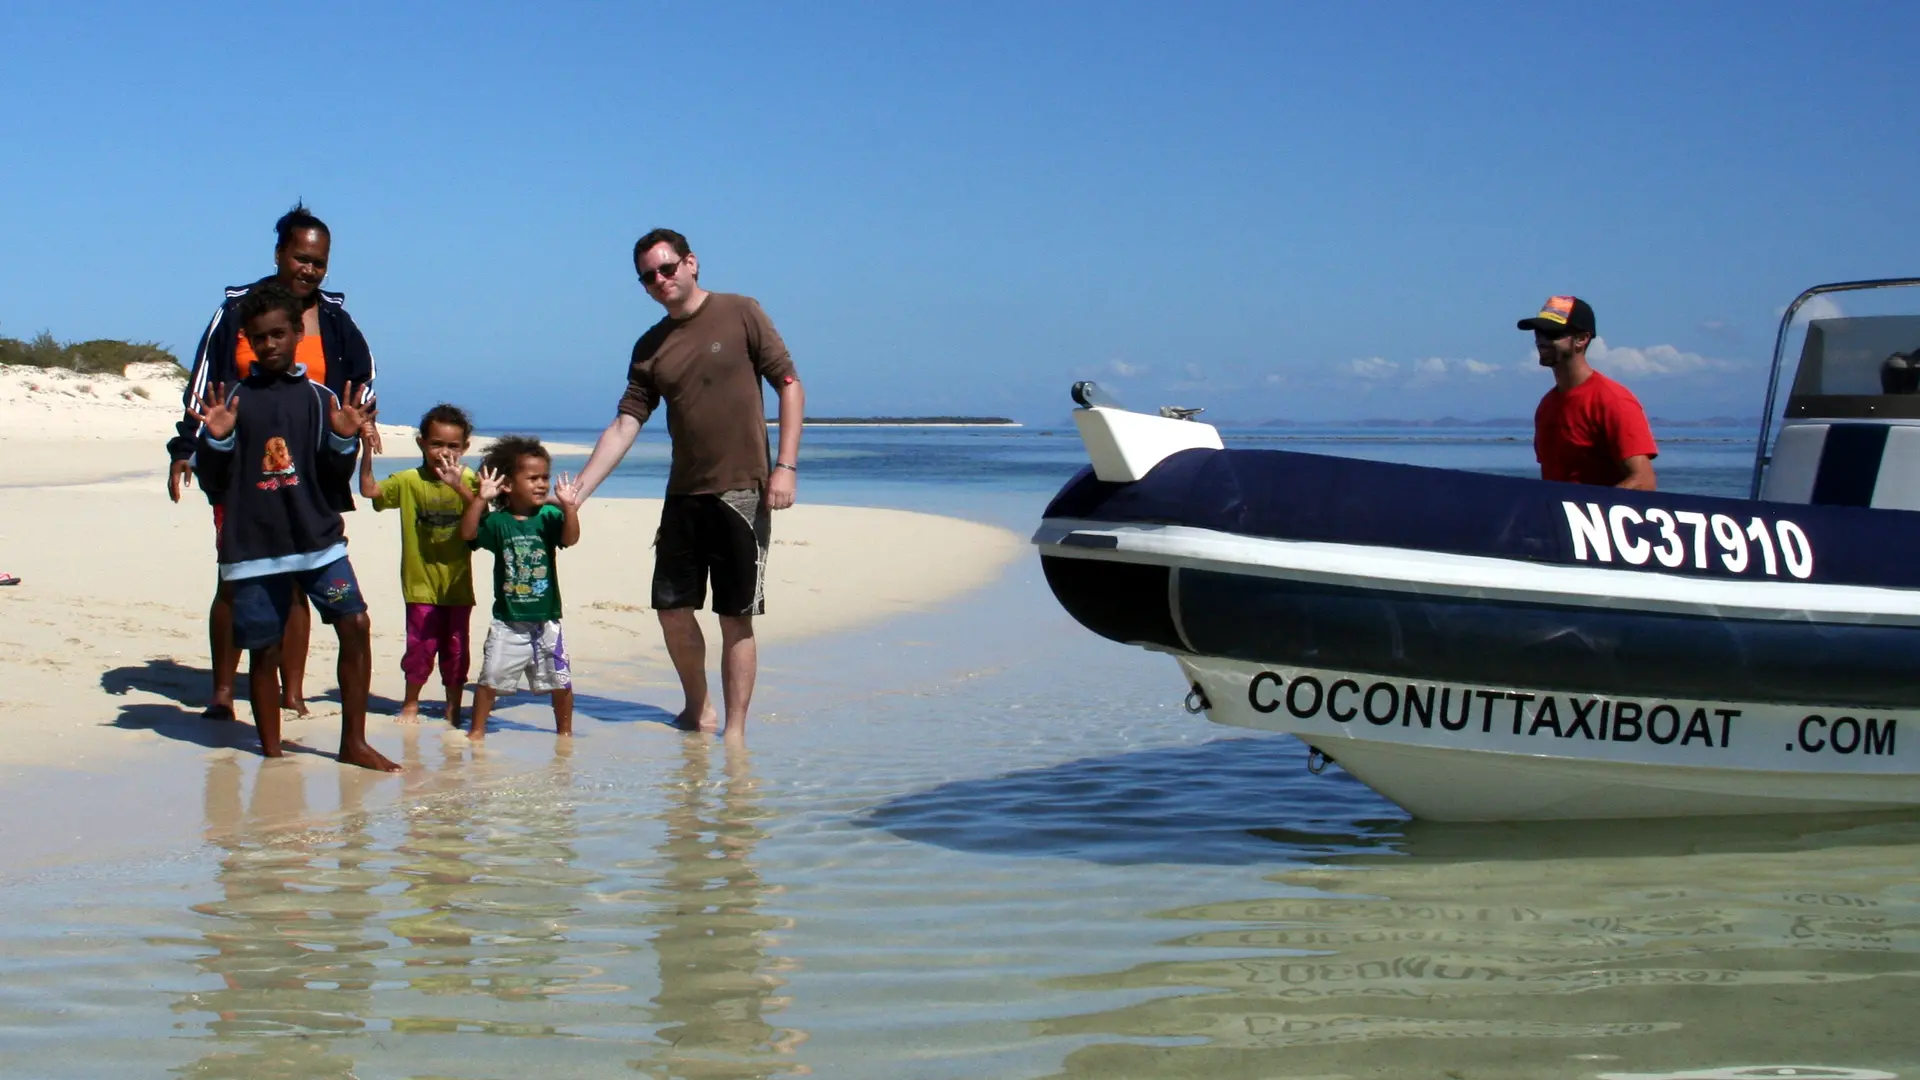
[1534,371,1658,486]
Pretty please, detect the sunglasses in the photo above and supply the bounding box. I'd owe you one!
[638,260,683,286]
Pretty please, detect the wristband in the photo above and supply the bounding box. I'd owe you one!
[774,462,798,473]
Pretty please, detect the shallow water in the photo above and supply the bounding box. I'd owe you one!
[4,559,1918,1078]
[8,440,1916,1076]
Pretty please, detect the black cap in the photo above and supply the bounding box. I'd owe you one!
[1518,295,1596,337]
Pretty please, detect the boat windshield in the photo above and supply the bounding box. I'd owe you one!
[1787,313,1920,417]
[1752,279,1920,496]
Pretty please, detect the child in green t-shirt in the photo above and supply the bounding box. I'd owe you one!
[452,435,582,741]
[359,404,480,726]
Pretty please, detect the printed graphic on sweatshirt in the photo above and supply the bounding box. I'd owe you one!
[257,436,301,492]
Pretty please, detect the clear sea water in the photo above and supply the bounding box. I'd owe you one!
[5,424,1917,1078]
[551,421,1764,522]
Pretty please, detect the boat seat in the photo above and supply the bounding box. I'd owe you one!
[1762,421,1920,510]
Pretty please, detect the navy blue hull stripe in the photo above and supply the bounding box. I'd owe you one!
[1040,554,1920,708]
[1042,447,1920,589]
[1811,424,1888,507]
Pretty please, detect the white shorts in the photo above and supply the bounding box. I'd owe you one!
[478,619,572,692]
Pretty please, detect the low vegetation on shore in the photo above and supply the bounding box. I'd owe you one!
[0,330,180,377]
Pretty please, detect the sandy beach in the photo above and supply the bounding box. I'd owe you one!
[0,364,1026,773]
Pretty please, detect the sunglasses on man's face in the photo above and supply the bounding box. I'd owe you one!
[638,260,682,286]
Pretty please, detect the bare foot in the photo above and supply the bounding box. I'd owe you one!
[283,694,310,718]
[397,701,421,723]
[672,704,719,733]
[338,740,402,773]
[203,701,236,721]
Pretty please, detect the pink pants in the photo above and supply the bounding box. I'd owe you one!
[402,603,473,687]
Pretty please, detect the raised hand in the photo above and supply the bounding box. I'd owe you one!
[475,465,508,502]
[431,452,466,490]
[328,381,376,438]
[551,471,582,509]
[187,383,239,441]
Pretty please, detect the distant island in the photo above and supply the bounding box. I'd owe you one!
[772,416,1021,426]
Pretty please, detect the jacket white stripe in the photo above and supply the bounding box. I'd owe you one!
[182,300,231,444]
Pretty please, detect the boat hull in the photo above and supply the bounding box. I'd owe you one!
[1035,445,1920,820]
[1041,542,1920,709]
[1176,653,1920,821]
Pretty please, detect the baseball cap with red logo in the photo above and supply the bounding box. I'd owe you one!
[1517,295,1596,337]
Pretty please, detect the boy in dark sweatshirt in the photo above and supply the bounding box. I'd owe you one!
[190,282,400,772]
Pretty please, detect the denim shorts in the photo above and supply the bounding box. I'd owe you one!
[230,556,368,650]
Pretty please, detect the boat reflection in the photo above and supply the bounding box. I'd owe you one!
[1036,813,1920,1078]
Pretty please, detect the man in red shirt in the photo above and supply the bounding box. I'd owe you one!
[1520,295,1658,490]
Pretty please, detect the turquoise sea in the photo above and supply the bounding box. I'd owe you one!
[562,420,1763,517]
[4,424,1916,1079]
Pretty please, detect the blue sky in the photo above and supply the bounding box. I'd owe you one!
[2,2,1915,426]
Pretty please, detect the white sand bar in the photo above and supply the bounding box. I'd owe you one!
[0,368,1025,772]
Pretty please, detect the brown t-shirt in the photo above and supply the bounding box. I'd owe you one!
[618,292,797,495]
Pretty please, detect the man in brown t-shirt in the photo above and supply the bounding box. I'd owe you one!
[575,228,806,738]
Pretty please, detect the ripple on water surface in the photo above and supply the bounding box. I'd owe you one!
[1,586,1918,1078]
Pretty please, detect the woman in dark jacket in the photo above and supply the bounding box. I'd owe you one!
[166,203,379,719]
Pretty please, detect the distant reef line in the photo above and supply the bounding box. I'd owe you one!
[1239,415,1759,429]
[766,416,1020,426]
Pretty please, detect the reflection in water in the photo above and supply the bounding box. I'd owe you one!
[173,735,611,1074]
[166,733,804,1077]
[385,734,608,1036]
[1037,813,1920,1079]
[636,737,805,1078]
[175,757,383,1078]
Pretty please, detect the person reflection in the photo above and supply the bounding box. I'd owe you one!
[177,755,381,1078]
[638,738,804,1078]
[387,734,599,1035]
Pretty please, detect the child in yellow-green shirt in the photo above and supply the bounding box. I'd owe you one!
[358,404,479,725]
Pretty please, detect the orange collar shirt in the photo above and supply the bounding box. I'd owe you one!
[234,331,327,385]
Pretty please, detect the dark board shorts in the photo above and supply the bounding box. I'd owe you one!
[652,489,770,617]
